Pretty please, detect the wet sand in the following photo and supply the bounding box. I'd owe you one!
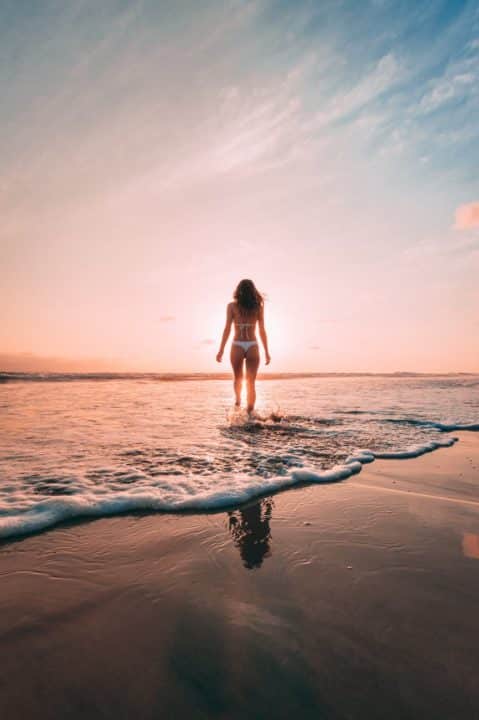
[1,432,478,719]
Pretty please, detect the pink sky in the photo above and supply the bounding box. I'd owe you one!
[2,1,478,373]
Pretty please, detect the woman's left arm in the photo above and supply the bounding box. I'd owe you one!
[258,306,271,365]
[216,303,233,362]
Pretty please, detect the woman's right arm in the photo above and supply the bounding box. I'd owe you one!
[258,306,271,365]
[216,303,233,362]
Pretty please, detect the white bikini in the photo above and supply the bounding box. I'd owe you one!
[232,322,258,353]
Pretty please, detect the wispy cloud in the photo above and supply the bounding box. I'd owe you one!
[419,72,475,114]
[2,0,477,209]
[418,46,478,115]
[313,53,402,128]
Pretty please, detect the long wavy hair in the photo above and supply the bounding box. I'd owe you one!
[233,278,264,315]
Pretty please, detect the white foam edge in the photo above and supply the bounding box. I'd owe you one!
[346,436,457,463]
[0,432,474,541]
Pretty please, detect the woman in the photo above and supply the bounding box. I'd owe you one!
[216,279,271,413]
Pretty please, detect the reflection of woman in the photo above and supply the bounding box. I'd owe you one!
[228,499,273,569]
[216,279,271,414]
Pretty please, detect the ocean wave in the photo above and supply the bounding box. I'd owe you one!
[0,372,231,383]
[0,461,364,540]
[0,432,473,541]
[2,371,478,384]
[2,375,478,540]
[383,418,479,432]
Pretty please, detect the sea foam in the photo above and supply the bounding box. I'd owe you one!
[1,374,478,540]
[0,460,366,540]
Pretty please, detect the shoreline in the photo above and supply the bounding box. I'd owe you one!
[1,432,478,718]
[1,430,477,542]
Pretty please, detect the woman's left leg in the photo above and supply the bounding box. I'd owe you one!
[245,345,260,413]
[230,343,245,406]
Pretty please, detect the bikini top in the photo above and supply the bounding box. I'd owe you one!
[235,319,256,339]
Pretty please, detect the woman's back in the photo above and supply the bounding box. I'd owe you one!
[231,302,258,341]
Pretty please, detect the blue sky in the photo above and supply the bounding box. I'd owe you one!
[1,0,478,371]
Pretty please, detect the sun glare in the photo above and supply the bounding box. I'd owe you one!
[263,303,286,367]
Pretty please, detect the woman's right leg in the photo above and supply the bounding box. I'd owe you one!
[245,344,260,413]
[230,343,245,406]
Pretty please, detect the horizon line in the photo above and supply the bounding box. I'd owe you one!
[1,370,478,383]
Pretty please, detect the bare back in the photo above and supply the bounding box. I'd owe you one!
[230,301,260,342]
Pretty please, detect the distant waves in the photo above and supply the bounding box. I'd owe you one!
[2,371,478,384]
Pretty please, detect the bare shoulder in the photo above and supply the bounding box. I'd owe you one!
[227,301,236,317]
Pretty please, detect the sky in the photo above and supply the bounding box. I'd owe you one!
[1,0,478,373]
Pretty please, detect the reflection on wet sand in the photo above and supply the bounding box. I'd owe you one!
[462,532,479,559]
[228,499,273,569]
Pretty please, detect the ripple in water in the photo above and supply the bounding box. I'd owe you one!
[0,375,478,539]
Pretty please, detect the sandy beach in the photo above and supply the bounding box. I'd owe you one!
[1,431,478,719]
[4,0,479,715]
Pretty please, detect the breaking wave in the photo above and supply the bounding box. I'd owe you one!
[1,374,478,540]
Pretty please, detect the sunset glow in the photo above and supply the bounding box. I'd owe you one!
[2,1,478,373]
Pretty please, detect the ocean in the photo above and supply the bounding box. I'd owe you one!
[1,373,478,540]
